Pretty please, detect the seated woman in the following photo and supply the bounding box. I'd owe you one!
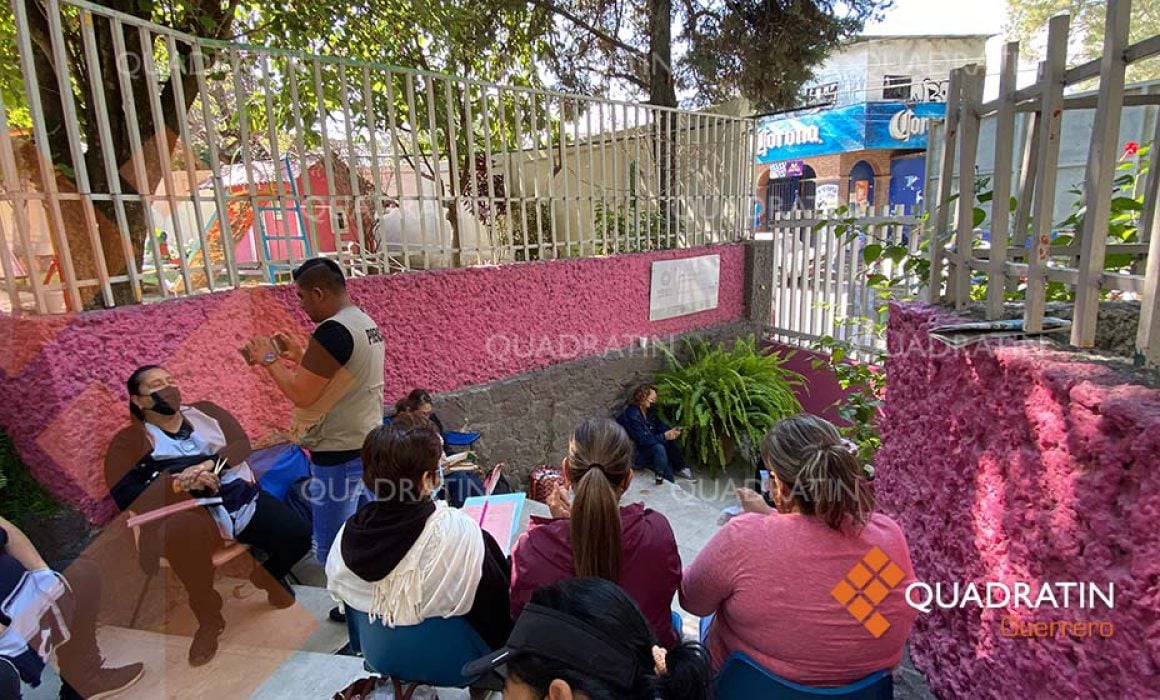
[104,365,312,667]
[325,414,512,650]
[463,577,712,700]
[0,517,144,700]
[393,389,444,436]
[680,414,917,684]
[616,383,692,484]
[509,418,682,648]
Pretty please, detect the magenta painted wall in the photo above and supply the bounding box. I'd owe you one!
[764,342,851,426]
[877,302,1160,696]
[0,245,745,523]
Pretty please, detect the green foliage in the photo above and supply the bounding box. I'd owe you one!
[592,200,679,255]
[654,335,803,474]
[811,320,886,467]
[0,431,60,531]
[1006,0,1160,84]
[499,200,555,262]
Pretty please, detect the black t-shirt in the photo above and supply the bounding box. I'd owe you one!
[0,529,28,625]
[302,320,354,379]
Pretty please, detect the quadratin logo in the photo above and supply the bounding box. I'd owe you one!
[831,546,906,638]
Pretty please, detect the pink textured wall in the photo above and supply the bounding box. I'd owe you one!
[877,302,1160,697]
[0,245,745,523]
[763,342,852,426]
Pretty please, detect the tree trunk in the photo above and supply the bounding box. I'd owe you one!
[647,0,678,244]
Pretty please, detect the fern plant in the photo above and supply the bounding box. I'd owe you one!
[655,335,804,474]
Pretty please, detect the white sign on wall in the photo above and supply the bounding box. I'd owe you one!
[649,255,720,321]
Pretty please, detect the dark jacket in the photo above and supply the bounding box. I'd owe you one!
[617,405,671,467]
[509,502,682,648]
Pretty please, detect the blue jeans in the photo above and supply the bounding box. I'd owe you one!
[643,441,685,482]
[307,456,371,566]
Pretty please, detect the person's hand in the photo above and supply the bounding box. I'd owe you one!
[173,461,218,493]
[664,428,681,441]
[244,337,278,367]
[737,487,774,515]
[273,332,305,364]
[547,484,572,519]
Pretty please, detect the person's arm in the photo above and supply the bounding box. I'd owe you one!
[619,406,663,448]
[466,530,515,649]
[507,531,542,620]
[251,322,353,408]
[679,516,749,616]
[0,517,47,571]
[104,428,157,511]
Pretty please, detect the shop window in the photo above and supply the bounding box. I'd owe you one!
[848,160,876,207]
[766,165,818,215]
[882,75,912,100]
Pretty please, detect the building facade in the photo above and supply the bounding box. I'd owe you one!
[755,34,988,225]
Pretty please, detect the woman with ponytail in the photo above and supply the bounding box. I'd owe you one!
[509,418,683,648]
[464,577,712,700]
[681,414,917,685]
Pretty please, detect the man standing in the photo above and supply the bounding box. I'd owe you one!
[247,258,385,616]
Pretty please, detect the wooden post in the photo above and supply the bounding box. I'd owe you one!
[987,43,1021,319]
[1135,91,1160,366]
[927,69,963,304]
[1072,0,1131,347]
[1024,14,1070,333]
[952,66,985,308]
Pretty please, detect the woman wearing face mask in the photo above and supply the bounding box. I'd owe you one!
[104,365,312,667]
[326,414,512,651]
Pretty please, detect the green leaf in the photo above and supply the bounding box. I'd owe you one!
[977,190,993,203]
[862,244,882,265]
[972,207,986,228]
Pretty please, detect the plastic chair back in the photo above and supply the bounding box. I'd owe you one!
[346,608,492,688]
[715,652,893,700]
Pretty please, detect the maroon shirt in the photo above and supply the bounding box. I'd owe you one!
[509,502,682,648]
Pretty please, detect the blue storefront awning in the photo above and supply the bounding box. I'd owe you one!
[755,101,946,164]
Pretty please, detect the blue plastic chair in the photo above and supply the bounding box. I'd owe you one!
[248,443,311,501]
[345,608,492,698]
[715,652,893,700]
[382,415,481,450]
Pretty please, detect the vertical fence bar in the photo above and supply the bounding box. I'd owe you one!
[166,35,215,289]
[495,86,514,262]
[261,52,293,272]
[362,66,385,265]
[584,101,598,254]
[608,102,621,251]
[594,101,608,251]
[531,92,552,259]
[1012,79,1043,254]
[632,104,642,251]
[312,59,343,271]
[286,58,319,260]
[425,75,450,262]
[445,78,464,265]
[511,90,531,260]
[1073,0,1131,347]
[572,98,584,255]
[987,42,1020,319]
[193,47,239,288]
[110,19,166,298]
[927,68,962,303]
[139,27,193,294]
[810,211,824,339]
[822,219,837,338]
[1025,14,1070,333]
[0,94,37,311]
[235,51,267,281]
[45,0,113,306]
[834,212,850,342]
[558,97,573,257]
[952,66,984,308]
[479,86,501,262]
[79,10,140,301]
[338,64,370,273]
[403,73,430,268]
[14,0,82,310]
[386,71,411,269]
[1135,98,1160,365]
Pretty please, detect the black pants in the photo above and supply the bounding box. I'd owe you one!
[159,491,311,628]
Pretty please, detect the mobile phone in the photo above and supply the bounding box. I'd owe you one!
[759,469,771,494]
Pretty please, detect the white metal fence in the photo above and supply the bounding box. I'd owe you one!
[767,205,922,360]
[926,0,1160,366]
[0,0,756,314]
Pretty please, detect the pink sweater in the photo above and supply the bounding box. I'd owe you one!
[680,511,917,685]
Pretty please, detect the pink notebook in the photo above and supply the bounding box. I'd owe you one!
[461,493,526,556]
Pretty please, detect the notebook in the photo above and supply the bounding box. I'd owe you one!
[462,492,526,556]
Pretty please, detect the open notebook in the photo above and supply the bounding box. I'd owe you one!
[462,493,526,556]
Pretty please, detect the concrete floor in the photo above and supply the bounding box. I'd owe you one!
[25,469,931,699]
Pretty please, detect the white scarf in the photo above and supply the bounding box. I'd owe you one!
[326,502,485,626]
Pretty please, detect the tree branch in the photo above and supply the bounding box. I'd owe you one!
[528,0,646,58]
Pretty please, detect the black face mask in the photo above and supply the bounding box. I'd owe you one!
[146,387,181,415]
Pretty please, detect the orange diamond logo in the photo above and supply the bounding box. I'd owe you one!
[834,547,907,637]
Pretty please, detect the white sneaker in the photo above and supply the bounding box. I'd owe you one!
[677,468,696,481]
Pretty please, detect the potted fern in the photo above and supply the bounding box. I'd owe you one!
[655,335,803,474]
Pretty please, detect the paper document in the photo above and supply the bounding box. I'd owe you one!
[462,493,526,556]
